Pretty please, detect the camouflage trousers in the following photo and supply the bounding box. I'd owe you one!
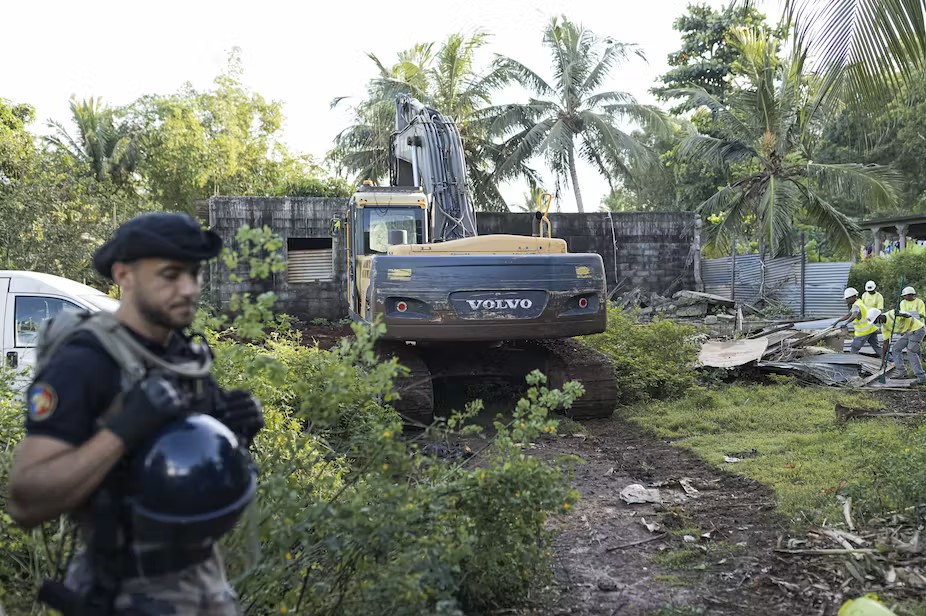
[63,545,241,615]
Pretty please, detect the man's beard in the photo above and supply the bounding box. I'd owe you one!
[137,294,195,330]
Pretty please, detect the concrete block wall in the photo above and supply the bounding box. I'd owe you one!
[206,197,699,324]
[206,196,349,322]
[477,211,698,297]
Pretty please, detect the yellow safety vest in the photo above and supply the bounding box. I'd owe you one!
[861,291,883,310]
[899,297,926,318]
[852,300,878,337]
[880,309,925,339]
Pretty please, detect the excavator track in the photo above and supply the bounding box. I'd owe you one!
[376,338,618,426]
[375,341,435,426]
[521,338,619,419]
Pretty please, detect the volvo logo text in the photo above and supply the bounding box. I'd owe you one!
[466,298,533,310]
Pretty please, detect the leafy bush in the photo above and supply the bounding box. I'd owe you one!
[582,307,701,404]
[0,225,581,615]
[849,246,926,308]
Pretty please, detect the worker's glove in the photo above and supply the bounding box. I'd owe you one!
[213,389,264,446]
[837,321,848,329]
[105,375,188,450]
[898,312,912,318]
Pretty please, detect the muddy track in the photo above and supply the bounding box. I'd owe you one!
[517,419,846,616]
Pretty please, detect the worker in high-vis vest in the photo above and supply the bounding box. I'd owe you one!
[869,308,926,383]
[834,287,882,357]
[900,286,926,320]
[861,280,884,310]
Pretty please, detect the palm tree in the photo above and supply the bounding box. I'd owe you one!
[46,97,138,187]
[782,0,926,109]
[481,16,669,213]
[673,28,902,257]
[330,32,534,211]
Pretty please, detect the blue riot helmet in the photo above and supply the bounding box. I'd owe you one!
[127,413,257,545]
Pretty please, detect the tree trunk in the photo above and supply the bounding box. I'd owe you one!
[568,139,585,213]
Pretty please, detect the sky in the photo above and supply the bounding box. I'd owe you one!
[3,0,782,212]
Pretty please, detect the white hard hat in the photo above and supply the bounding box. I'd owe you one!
[903,286,916,296]
[866,308,882,324]
[844,287,858,299]
[865,281,876,291]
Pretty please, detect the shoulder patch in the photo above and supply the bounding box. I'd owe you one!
[27,383,58,422]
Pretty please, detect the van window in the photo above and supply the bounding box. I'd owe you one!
[15,296,81,347]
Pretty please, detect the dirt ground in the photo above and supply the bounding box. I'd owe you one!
[301,325,919,615]
[515,419,855,616]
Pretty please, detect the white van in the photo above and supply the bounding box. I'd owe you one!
[1,270,119,388]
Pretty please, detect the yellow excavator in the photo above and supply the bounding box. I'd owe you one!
[333,94,618,423]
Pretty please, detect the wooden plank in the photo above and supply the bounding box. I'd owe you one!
[699,338,769,368]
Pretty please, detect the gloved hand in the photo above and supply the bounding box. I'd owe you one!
[898,311,912,318]
[214,389,264,445]
[105,375,188,450]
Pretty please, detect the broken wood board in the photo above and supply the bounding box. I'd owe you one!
[698,337,769,368]
[836,404,921,421]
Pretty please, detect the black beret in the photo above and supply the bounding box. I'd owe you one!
[93,211,223,280]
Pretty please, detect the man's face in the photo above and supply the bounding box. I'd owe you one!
[904,294,916,302]
[115,258,202,329]
[846,295,857,306]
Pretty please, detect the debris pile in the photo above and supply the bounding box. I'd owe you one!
[617,289,752,337]
[776,502,926,599]
[696,319,920,389]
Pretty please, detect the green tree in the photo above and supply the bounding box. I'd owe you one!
[483,16,668,213]
[0,101,128,281]
[124,48,343,213]
[46,96,139,188]
[330,32,526,211]
[816,69,926,216]
[652,2,778,112]
[0,99,37,185]
[675,28,902,257]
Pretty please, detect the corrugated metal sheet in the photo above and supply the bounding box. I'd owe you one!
[702,255,851,317]
[287,249,333,283]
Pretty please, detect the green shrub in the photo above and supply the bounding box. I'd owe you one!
[849,246,926,307]
[0,225,581,616]
[581,307,701,404]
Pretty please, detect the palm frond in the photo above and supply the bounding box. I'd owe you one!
[797,181,863,254]
[697,184,756,250]
[581,41,640,93]
[785,0,926,109]
[678,133,757,168]
[493,56,556,98]
[805,162,903,213]
[662,86,754,142]
[600,103,673,140]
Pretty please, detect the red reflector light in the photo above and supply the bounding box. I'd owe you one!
[396,301,408,313]
[578,297,589,309]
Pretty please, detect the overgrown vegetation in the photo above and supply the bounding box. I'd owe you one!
[624,380,926,523]
[582,307,701,405]
[0,226,581,615]
[849,246,926,309]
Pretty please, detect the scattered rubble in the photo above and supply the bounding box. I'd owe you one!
[777,504,926,600]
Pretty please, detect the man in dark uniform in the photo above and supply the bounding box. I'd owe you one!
[6,212,264,615]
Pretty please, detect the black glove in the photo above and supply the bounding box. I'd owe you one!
[214,389,264,445]
[105,375,188,450]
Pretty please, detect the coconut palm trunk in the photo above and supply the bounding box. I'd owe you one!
[567,138,585,213]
